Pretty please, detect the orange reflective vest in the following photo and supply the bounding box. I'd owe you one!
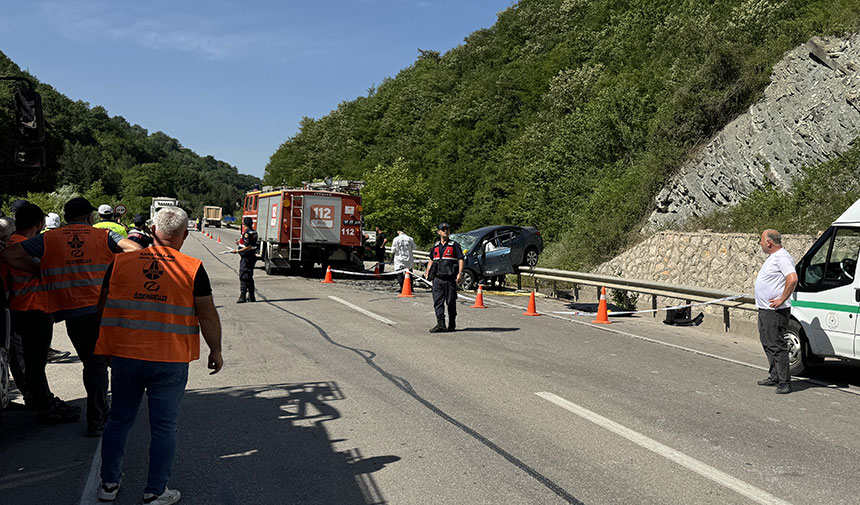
[6,234,47,312]
[41,224,115,312]
[96,246,201,363]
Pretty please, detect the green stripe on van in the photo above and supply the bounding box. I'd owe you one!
[792,300,860,314]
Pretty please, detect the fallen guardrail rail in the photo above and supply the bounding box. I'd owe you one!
[515,267,756,332]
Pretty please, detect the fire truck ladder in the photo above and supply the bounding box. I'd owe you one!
[289,195,303,261]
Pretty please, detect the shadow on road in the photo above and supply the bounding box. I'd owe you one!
[1,381,399,505]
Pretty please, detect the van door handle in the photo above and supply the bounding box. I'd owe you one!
[855,288,860,303]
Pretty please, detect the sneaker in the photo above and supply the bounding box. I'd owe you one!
[757,377,779,386]
[236,296,247,304]
[37,403,81,424]
[98,480,121,501]
[46,348,71,362]
[53,397,82,414]
[775,383,792,394]
[142,488,181,505]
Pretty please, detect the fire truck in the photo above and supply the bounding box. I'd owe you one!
[241,181,365,275]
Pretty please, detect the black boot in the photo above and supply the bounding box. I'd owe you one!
[429,316,447,333]
[447,315,456,332]
[248,291,256,302]
[236,291,247,303]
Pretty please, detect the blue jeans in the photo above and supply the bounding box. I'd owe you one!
[100,357,189,495]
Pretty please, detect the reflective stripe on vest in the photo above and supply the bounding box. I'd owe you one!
[41,225,115,313]
[6,234,47,311]
[96,246,202,363]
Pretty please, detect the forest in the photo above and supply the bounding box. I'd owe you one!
[265,0,860,268]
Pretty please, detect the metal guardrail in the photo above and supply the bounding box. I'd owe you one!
[516,267,756,331]
[383,248,754,331]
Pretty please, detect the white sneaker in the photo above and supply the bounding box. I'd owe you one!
[142,488,181,505]
[97,480,120,501]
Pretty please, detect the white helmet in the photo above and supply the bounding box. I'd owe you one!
[45,212,61,229]
[97,204,113,216]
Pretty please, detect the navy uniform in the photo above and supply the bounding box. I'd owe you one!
[425,222,464,333]
[126,214,153,248]
[235,217,258,303]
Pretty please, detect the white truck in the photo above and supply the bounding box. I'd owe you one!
[203,206,223,228]
[150,197,179,222]
[787,198,860,375]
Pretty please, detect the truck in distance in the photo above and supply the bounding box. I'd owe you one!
[203,206,223,228]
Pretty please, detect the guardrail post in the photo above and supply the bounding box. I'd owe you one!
[596,286,601,301]
[723,306,730,332]
[652,294,657,317]
[551,280,557,297]
[517,273,522,290]
[574,284,580,301]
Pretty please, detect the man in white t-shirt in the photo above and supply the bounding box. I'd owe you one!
[754,229,798,394]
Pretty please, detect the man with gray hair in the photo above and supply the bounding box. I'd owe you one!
[754,229,798,394]
[94,206,223,505]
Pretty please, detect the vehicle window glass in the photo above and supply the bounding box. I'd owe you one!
[827,228,860,285]
[244,197,249,211]
[253,196,258,211]
[498,231,514,248]
[450,233,478,253]
[801,230,832,287]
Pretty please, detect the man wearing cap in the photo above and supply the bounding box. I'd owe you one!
[232,217,258,303]
[0,197,142,436]
[4,203,79,422]
[424,222,464,333]
[94,204,128,238]
[127,214,154,248]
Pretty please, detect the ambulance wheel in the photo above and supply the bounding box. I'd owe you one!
[459,269,477,290]
[785,319,810,376]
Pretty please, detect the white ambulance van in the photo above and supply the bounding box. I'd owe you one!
[788,198,860,375]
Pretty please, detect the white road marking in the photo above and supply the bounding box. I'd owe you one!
[78,439,102,505]
[482,294,860,397]
[328,296,397,326]
[219,449,259,459]
[536,392,794,505]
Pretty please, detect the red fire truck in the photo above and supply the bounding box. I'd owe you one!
[241,183,365,275]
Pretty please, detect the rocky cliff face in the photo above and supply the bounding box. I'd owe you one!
[645,34,860,231]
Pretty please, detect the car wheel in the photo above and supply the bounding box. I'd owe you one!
[785,319,809,376]
[458,269,477,290]
[523,247,539,268]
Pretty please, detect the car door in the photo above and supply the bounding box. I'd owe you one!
[793,227,860,358]
[481,232,515,276]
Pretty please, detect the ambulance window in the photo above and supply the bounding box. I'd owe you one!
[800,228,860,289]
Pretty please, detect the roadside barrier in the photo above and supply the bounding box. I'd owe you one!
[554,294,744,317]
[471,286,486,309]
[592,287,611,324]
[523,291,541,316]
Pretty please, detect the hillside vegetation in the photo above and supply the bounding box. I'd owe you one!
[0,53,259,219]
[265,0,860,266]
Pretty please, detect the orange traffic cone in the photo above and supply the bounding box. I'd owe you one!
[471,285,487,309]
[217,236,221,244]
[523,290,541,316]
[321,266,335,283]
[592,286,612,324]
[398,271,415,298]
[373,264,380,278]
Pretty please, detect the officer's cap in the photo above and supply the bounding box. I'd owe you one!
[10,199,30,215]
[133,214,146,226]
[64,197,97,219]
[438,222,450,230]
[243,216,254,226]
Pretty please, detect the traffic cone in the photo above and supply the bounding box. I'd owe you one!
[471,285,487,309]
[592,286,612,324]
[374,264,380,278]
[523,290,541,316]
[217,236,222,244]
[321,266,334,284]
[398,271,415,298]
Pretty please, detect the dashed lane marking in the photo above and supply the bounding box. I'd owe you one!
[536,392,794,505]
[328,296,397,326]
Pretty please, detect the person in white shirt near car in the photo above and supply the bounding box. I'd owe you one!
[391,228,415,290]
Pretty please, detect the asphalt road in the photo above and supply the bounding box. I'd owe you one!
[3,227,860,505]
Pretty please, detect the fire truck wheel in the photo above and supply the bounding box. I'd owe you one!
[264,257,277,275]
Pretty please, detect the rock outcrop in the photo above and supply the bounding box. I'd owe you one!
[645,34,860,231]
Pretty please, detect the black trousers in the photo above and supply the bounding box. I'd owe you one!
[375,249,385,272]
[11,310,54,410]
[758,308,790,383]
[239,256,256,296]
[66,313,109,426]
[432,277,457,319]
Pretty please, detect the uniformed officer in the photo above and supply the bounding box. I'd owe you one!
[424,222,464,333]
[127,214,154,247]
[94,204,128,238]
[233,217,258,303]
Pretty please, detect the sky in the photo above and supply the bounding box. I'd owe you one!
[0,0,513,179]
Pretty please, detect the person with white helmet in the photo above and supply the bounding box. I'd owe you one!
[93,204,128,238]
[44,212,61,231]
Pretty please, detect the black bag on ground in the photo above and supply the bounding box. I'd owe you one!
[663,306,704,326]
